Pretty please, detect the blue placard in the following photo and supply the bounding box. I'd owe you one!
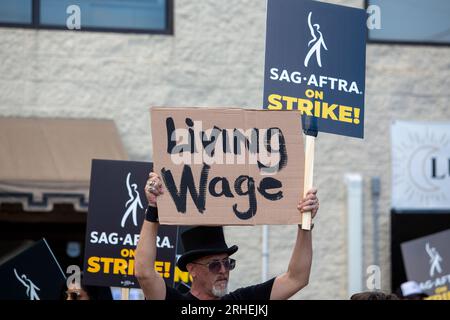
[83,160,179,288]
[0,239,66,300]
[263,0,366,138]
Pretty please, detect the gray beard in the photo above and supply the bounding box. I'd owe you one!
[212,283,228,298]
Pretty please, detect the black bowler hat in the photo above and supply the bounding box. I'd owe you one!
[177,226,238,272]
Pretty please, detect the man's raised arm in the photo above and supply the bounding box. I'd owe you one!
[135,173,166,300]
[270,188,319,300]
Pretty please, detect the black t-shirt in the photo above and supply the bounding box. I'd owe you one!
[165,278,276,300]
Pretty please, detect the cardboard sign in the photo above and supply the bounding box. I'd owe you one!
[263,0,366,138]
[151,107,304,225]
[0,239,66,300]
[401,229,450,299]
[83,160,178,288]
[391,121,450,211]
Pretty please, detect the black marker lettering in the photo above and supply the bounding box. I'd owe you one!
[232,175,257,220]
[161,164,210,213]
[258,177,283,201]
[209,177,234,198]
[166,117,176,153]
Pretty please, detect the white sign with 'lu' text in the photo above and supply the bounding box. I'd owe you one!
[391,120,450,210]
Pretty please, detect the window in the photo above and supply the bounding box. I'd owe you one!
[366,0,450,45]
[0,0,173,34]
[0,0,32,24]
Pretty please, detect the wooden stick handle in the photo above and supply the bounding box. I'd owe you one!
[121,288,130,300]
[301,135,315,230]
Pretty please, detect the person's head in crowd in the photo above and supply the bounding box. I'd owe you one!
[350,291,399,300]
[61,272,113,300]
[64,281,90,300]
[177,226,238,299]
[397,281,428,300]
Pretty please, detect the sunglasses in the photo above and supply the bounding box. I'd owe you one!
[192,258,236,274]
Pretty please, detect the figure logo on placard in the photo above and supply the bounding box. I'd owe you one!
[121,172,144,228]
[304,11,328,68]
[14,268,41,300]
[426,243,443,277]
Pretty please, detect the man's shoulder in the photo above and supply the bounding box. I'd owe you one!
[165,284,198,301]
[222,278,276,301]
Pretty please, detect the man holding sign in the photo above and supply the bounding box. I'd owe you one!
[135,172,319,300]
